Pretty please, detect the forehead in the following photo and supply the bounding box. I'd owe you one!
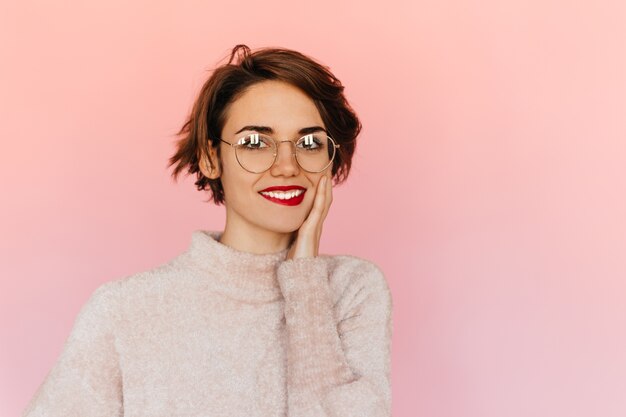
[222,80,324,135]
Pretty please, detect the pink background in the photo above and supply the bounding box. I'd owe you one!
[1,1,625,416]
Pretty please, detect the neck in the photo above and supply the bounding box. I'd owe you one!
[218,218,296,255]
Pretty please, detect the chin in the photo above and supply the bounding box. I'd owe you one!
[260,220,303,234]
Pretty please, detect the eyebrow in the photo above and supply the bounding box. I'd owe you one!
[234,125,327,135]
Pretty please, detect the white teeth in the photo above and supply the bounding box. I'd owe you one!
[261,189,304,199]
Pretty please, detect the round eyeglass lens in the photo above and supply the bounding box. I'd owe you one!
[234,133,276,173]
[294,133,336,172]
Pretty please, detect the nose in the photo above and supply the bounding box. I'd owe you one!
[270,140,300,176]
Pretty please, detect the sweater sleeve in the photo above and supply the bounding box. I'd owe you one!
[21,282,123,417]
[276,257,393,417]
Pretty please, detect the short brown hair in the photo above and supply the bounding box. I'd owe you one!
[168,44,362,205]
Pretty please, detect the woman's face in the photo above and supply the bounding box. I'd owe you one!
[212,80,331,237]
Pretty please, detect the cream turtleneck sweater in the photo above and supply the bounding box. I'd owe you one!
[22,230,393,417]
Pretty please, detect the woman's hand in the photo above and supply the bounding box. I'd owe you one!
[286,173,333,260]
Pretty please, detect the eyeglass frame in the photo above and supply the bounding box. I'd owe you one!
[217,133,341,174]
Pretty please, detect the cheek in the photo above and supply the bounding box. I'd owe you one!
[304,175,319,194]
[221,169,262,203]
[218,175,238,204]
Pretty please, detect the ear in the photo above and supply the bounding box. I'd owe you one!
[199,142,222,179]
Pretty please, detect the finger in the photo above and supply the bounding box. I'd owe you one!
[315,175,328,215]
[321,174,332,221]
[305,176,327,229]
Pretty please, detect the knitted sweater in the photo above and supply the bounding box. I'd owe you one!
[22,230,393,417]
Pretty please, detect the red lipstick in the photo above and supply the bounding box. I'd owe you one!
[258,185,306,206]
[259,185,306,192]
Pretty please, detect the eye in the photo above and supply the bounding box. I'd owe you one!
[297,134,325,151]
[238,133,272,150]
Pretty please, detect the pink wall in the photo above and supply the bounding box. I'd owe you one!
[2,1,625,416]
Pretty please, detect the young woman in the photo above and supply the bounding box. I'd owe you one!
[22,44,393,417]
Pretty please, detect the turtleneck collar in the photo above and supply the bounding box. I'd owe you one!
[183,230,291,302]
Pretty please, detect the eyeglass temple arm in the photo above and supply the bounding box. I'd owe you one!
[218,138,234,146]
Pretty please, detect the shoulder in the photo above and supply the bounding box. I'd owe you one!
[326,254,389,292]
[67,279,123,339]
[323,254,393,315]
[73,260,188,339]
[90,256,191,312]
[111,262,176,291]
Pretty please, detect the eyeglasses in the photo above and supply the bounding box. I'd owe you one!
[218,132,340,173]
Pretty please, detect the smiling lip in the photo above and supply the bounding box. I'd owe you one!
[258,186,306,206]
[259,185,306,192]
[260,191,306,206]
